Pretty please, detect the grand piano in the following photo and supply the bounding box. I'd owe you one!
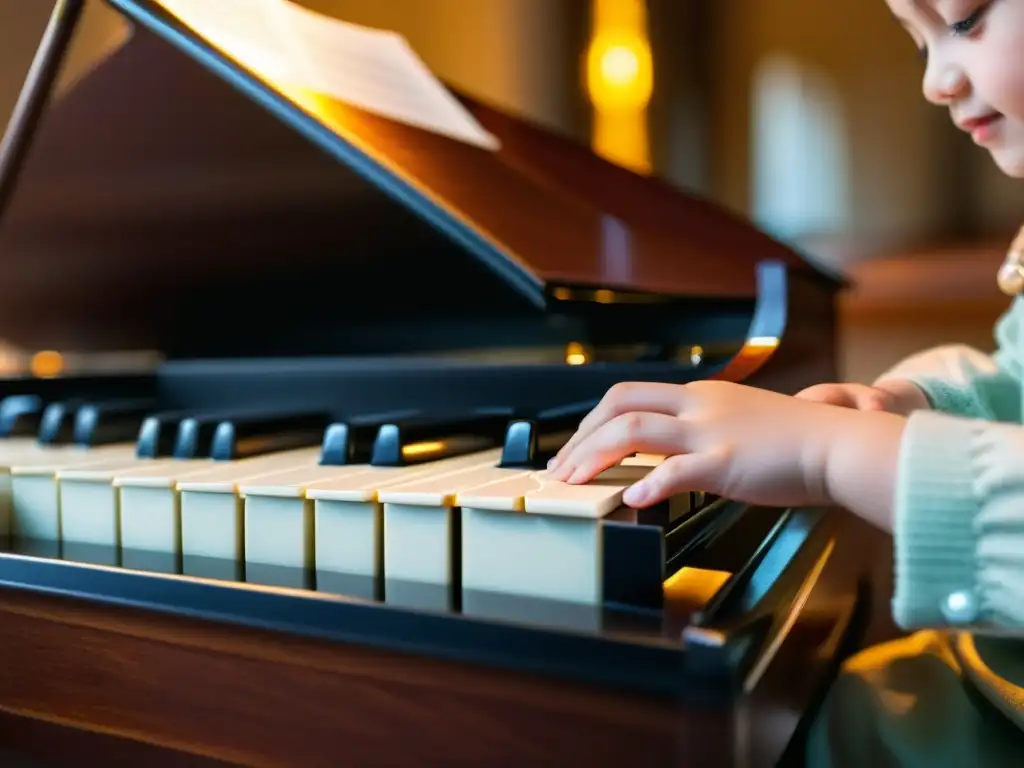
[0,1,887,765]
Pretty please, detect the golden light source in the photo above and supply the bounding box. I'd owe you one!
[586,35,653,111]
[565,342,589,366]
[584,0,653,173]
[30,350,63,378]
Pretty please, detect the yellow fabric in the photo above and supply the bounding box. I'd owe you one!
[807,631,1024,766]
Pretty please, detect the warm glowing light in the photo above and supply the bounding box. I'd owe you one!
[586,35,653,111]
[30,350,63,378]
[601,45,639,86]
[664,567,733,606]
[402,441,446,458]
[584,0,653,173]
[565,342,588,366]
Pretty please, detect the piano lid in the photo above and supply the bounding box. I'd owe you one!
[41,2,841,293]
[0,0,842,355]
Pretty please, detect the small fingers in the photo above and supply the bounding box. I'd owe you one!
[854,388,896,412]
[796,383,895,413]
[549,382,687,470]
[550,411,688,484]
[622,450,727,508]
[794,384,855,408]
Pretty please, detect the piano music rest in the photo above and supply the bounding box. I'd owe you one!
[0,1,890,766]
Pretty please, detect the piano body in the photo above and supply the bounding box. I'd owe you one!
[0,1,888,765]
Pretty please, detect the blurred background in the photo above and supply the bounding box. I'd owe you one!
[0,0,1020,381]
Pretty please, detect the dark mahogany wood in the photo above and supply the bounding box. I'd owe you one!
[464,97,832,286]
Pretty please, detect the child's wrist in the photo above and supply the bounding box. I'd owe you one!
[822,409,907,531]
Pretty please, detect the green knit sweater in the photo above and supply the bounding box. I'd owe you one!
[879,295,1024,729]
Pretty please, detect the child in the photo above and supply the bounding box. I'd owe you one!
[548,0,1024,763]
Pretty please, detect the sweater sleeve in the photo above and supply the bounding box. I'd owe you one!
[892,409,1024,631]
[875,301,1022,422]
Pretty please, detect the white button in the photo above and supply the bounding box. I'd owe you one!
[941,590,979,624]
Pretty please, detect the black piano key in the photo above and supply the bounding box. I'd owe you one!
[37,398,89,444]
[320,409,419,466]
[72,398,158,446]
[498,399,599,469]
[136,411,190,458]
[210,411,332,461]
[370,409,514,467]
[0,394,44,437]
[174,412,247,459]
[602,516,666,610]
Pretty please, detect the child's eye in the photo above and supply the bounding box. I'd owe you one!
[949,2,990,36]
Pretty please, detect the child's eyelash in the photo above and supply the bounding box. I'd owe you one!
[950,3,990,36]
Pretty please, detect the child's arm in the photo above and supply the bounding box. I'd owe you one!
[827,406,1024,632]
[798,302,1022,420]
[874,302,1022,421]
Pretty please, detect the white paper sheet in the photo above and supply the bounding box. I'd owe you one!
[156,0,499,150]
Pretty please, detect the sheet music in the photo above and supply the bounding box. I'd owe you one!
[157,0,309,84]
[156,0,499,151]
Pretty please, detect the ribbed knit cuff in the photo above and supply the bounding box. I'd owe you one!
[892,410,983,629]
[908,378,988,418]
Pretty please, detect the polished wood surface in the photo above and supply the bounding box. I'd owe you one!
[466,97,826,289]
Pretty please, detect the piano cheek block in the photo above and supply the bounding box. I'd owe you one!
[601,517,665,610]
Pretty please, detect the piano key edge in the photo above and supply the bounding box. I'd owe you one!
[0,501,866,704]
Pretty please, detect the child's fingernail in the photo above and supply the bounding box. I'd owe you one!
[623,481,649,507]
[547,456,560,470]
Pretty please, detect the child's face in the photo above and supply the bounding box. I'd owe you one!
[887,0,1024,177]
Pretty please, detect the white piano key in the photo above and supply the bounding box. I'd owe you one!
[454,463,658,605]
[170,448,321,576]
[237,463,373,574]
[108,458,211,560]
[306,450,501,589]
[371,451,515,600]
[108,448,318,578]
[456,464,650,517]
[460,506,603,604]
[9,443,137,542]
[58,457,161,549]
[0,438,51,538]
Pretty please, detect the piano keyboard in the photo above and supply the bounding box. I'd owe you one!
[0,397,713,615]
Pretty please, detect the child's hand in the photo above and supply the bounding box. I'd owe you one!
[547,381,906,518]
[796,379,929,416]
